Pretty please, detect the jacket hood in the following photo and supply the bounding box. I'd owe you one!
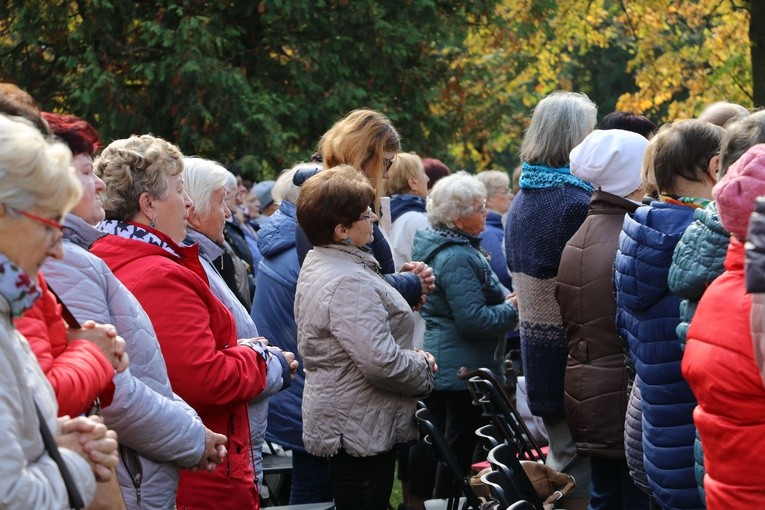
[412,227,477,265]
[257,201,297,258]
[389,194,427,223]
[63,214,106,249]
[617,201,695,311]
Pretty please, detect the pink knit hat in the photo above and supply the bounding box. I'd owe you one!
[713,143,765,240]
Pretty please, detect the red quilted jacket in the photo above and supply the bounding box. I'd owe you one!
[91,224,267,509]
[16,273,114,417]
[683,238,765,508]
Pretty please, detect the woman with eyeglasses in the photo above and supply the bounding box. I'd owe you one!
[295,165,436,510]
[0,114,119,508]
[408,171,518,507]
[296,108,435,309]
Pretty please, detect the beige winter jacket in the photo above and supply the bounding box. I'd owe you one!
[295,245,433,457]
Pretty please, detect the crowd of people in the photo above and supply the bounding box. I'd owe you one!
[0,79,764,510]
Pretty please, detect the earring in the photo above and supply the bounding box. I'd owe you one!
[150,217,156,228]
[344,238,351,245]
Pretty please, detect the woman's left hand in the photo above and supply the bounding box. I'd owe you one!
[400,261,436,295]
[415,349,438,373]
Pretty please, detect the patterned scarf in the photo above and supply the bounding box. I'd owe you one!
[98,219,177,256]
[0,254,40,318]
[519,162,594,193]
[659,194,711,209]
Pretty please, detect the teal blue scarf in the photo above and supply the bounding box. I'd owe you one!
[519,162,594,193]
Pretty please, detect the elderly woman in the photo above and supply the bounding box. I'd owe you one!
[90,135,269,508]
[30,114,224,509]
[475,170,513,291]
[252,163,334,504]
[409,171,518,507]
[295,165,436,510]
[182,156,295,492]
[0,114,119,508]
[504,91,597,508]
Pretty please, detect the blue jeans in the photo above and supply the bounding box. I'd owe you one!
[290,450,333,504]
[589,457,650,510]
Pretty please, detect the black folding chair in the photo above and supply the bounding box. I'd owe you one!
[487,444,544,510]
[415,402,483,510]
[458,367,545,462]
[480,469,513,508]
[506,501,535,510]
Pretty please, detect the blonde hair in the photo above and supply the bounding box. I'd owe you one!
[475,170,510,197]
[0,114,81,216]
[385,152,423,196]
[183,157,229,216]
[318,109,400,202]
[95,135,184,221]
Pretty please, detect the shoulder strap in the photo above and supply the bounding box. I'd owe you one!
[34,401,85,509]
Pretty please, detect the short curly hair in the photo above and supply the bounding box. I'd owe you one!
[95,135,183,221]
[427,171,486,229]
[296,165,375,246]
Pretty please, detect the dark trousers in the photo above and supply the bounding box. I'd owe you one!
[589,456,650,510]
[327,448,397,510]
[290,449,333,504]
[408,390,485,499]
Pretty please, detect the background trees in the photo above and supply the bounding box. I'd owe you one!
[0,0,760,177]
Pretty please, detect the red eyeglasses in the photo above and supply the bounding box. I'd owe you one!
[18,210,64,232]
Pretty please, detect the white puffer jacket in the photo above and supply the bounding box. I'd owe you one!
[41,214,205,510]
[295,245,433,457]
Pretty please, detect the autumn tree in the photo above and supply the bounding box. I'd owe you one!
[440,0,756,171]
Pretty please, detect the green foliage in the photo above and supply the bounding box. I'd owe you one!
[0,0,759,175]
[0,0,493,175]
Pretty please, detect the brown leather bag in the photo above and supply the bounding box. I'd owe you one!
[520,460,576,510]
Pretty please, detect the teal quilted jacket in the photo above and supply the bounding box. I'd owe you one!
[412,227,518,391]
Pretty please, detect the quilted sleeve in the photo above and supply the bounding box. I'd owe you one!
[439,249,517,337]
[327,274,431,397]
[15,281,114,418]
[128,264,267,414]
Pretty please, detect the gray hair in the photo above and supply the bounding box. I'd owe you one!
[224,170,238,192]
[520,91,598,167]
[0,114,81,215]
[719,110,765,177]
[273,164,310,205]
[183,157,229,216]
[475,170,510,197]
[427,171,487,229]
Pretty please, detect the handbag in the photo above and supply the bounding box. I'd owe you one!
[519,461,576,510]
[470,462,575,510]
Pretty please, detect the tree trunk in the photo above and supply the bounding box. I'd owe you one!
[751,0,765,107]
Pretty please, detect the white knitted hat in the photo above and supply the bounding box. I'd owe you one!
[569,129,648,197]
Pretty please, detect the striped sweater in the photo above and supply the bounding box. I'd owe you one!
[504,184,590,417]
